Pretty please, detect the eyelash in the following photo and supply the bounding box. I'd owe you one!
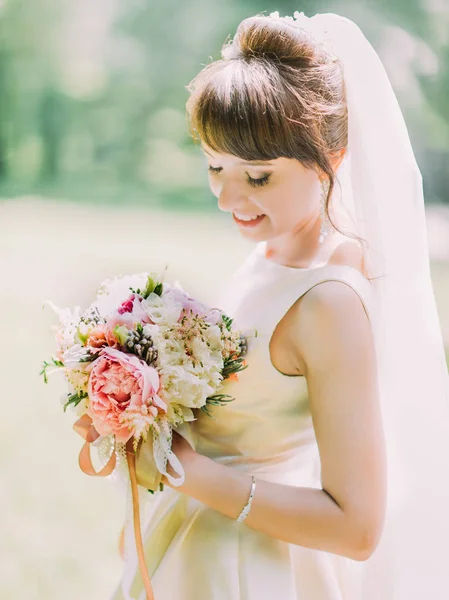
[208,166,271,188]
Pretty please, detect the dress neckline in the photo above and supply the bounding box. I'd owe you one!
[254,241,332,272]
[253,241,371,285]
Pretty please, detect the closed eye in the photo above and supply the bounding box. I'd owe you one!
[208,166,271,188]
[208,166,223,174]
[247,174,271,188]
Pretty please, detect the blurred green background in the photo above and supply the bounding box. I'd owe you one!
[1,0,448,599]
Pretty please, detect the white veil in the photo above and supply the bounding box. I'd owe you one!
[288,11,449,598]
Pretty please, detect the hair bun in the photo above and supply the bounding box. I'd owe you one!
[222,15,314,64]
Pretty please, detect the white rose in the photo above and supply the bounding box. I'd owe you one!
[93,273,149,315]
[142,293,182,326]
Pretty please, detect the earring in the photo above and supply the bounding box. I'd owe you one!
[319,178,333,244]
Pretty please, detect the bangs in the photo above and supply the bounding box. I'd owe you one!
[186,59,318,164]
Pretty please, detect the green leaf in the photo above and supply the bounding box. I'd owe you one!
[200,404,217,420]
[201,393,235,419]
[63,391,88,413]
[114,324,130,346]
[222,356,247,379]
[221,314,233,331]
[142,276,158,299]
[40,357,65,383]
[153,283,163,296]
[78,351,96,363]
[75,326,89,345]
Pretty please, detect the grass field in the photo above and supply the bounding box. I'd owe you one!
[1,197,448,600]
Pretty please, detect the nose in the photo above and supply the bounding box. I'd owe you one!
[217,180,246,213]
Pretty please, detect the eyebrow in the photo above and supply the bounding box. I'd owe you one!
[201,146,275,166]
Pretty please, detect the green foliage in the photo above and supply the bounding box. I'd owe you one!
[40,357,64,383]
[130,276,163,299]
[222,356,248,380]
[62,390,88,413]
[222,314,233,332]
[0,0,448,205]
[201,393,235,419]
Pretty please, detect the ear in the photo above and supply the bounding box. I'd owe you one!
[330,147,346,172]
[318,148,347,182]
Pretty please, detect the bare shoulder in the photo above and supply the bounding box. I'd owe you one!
[290,276,374,373]
[296,276,370,329]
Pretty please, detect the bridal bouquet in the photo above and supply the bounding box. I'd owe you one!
[41,271,250,600]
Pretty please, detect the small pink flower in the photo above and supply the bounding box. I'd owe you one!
[86,347,166,443]
[118,294,136,315]
[109,295,152,328]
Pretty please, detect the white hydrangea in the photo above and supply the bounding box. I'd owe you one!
[161,364,215,409]
[203,324,224,352]
[184,358,223,390]
[189,337,223,375]
[166,403,195,428]
[149,327,187,368]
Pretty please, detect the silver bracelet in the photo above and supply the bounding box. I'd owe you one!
[237,475,256,523]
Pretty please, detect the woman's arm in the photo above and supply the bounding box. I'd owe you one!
[165,280,387,561]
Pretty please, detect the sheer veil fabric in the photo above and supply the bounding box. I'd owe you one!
[290,12,449,598]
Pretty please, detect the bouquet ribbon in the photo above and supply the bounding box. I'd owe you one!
[73,414,155,600]
[72,414,117,476]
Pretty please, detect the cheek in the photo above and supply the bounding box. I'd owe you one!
[267,180,317,228]
[208,178,219,197]
[291,219,306,234]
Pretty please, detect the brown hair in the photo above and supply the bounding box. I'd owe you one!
[185,14,368,255]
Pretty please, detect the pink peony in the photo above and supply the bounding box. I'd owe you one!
[86,347,166,443]
[204,308,224,326]
[163,287,220,322]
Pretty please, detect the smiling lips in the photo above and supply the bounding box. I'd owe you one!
[233,212,266,227]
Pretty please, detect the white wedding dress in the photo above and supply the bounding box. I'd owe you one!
[110,241,374,600]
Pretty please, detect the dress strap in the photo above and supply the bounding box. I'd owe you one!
[261,264,375,336]
[304,264,374,322]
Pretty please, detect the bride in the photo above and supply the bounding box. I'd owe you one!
[111,11,449,600]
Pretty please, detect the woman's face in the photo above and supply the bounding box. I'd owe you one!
[201,143,322,242]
